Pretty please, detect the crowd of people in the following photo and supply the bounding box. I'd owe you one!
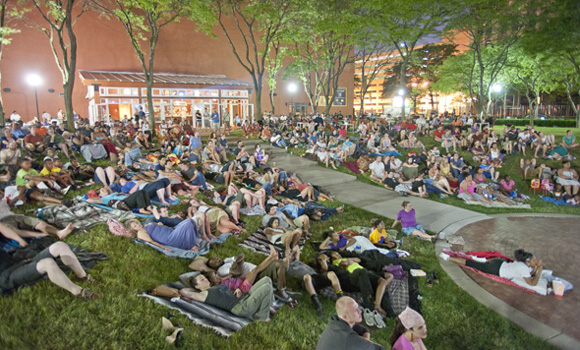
[260,112,579,206]
[0,108,571,349]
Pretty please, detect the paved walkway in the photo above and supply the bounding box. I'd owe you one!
[260,142,580,350]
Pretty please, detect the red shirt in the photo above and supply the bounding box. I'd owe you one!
[24,133,45,144]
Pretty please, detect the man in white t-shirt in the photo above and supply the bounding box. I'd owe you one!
[10,111,21,122]
[388,155,403,173]
[369,156,386,182]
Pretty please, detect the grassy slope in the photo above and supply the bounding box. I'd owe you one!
[0,127,569,350]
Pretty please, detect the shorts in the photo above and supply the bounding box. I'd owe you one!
[311,272,332,290]
[269,233,283,245]
[402,224,424,236]
[0,215,41,231]
[256,262,279,284]
[293,217,305,229]
[24,188,36,201]
[0,247,53,291]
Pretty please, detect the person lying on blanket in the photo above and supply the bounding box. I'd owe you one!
[204,251,299,302]
[179,273,276,322]
[440,249,545,287]
[0,241,99,300]
[86,187,154,215]
[320,230,398,259]
[126,210,206,251]
[188,202,246,235]
[0,190,75,244]
[264,217,303,260]
[109,177,178,206]
[262,204,310,238]
[325,251,396,318]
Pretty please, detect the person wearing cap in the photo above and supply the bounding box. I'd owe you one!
[317,296,384,350]
[389,307,428,350]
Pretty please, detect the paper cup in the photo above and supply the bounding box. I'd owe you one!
[553,280,565,297]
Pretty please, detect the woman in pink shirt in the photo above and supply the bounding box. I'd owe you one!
[457,173,490,203]
[499,175,516,197]
[390,307,428,350]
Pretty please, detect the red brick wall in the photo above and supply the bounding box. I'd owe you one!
[1,11,354,122]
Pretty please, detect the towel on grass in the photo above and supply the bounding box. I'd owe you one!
[133,233,231,259]
[240,205,266,216]
[38,202,136,229]
[85,201,155,218]
[461,199,531,209]
[342,161,362,174]
[540,196,572,206]
[371,151,402,157]
[238,228,304,258]
[139,283,252,337]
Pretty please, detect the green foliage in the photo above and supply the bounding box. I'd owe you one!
[494,119,577,128]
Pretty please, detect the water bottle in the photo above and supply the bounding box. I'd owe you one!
[355,245,362,254]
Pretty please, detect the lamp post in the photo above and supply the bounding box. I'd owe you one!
[288,82,297,116]
[26,74,42,120]
[491,84,502,117]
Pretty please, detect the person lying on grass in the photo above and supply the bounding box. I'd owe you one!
[126,208,203,251]
[86,186,155,215]
[0,239,99,300]
[264,217,303,260]
[327,251,395,318]
[320,230,398,258]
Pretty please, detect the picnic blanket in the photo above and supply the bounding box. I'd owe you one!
[371,151,402,157]
[540,196,572,206]
[240,205,266,216]
[342,161,362,174]
[442,249,545,295]
[38,202,137,229]
[84,201,155,218]
[461,200,531,209]
[238,228,304,258]
[139,283,252,337]
[151,197,180,206]
[133,233,231,259]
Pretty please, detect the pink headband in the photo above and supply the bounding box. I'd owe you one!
[399,307,424,329]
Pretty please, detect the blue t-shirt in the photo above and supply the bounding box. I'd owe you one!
[211,112,219,123]
[154,163,163,175]
[329,234,348,250]
[189,136,201,150]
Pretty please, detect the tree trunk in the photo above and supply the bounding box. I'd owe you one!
[63,79,75,130]
[254,85,262,121]
[146,76,155,133]
[529,102,535,127]
[269,87,276,115]
[429,91,435,112]
[399,60,407,118]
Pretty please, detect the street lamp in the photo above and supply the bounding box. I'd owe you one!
[26,73,43,119]
[398,89,405,96]
[288,82,297,115]
[492,84,502,93]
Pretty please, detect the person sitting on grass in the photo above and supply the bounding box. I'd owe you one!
[264,217,302,260]
[440,249,545,287]
[317,296,385,350]
[560,129,579,149]
[389,307,428,350]
[126,211,201,252]
[368,218,400,249]
[391,201,438,242]
[40,157,76,192]
[0,239,99,300]
[556,161,580,196]
[457,172,491,204]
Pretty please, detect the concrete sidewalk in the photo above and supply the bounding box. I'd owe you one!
[261,143,491,233]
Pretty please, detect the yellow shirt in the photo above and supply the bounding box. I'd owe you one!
[369,228,386,244]
[333,258,363,273]
[40,167,61,176]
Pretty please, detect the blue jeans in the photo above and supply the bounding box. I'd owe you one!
[191,172,208,189]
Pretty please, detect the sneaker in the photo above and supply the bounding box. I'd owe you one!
[439,252,450,261]
[438,232,446,240]
[363,308,376,327]
[62,199,74,208]
[76,274,99,285]
[76,288,100,301]
[471,256,487,263]
[61,185,72,195]
[373,310,386,329]
[274,289,290,302]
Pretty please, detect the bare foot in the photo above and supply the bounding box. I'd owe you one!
[202,236,211,243]
[190,247,198,251]
[208,233,218,240]
[270,306,278,314]
[57,223,75,239]
[336,205,345,213]
[269,245,279,260]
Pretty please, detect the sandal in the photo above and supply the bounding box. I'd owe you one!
[76,288,100,301]
[363,308,376,327]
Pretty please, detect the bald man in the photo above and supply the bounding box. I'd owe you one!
[316,296,384,350]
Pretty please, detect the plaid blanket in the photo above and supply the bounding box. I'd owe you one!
[38,202,136,229]
[133,233,231,259]
[139,283,252,337]
[238,228,305,258]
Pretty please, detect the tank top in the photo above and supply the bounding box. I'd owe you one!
[459,181,475,194]
[204,285,239,311]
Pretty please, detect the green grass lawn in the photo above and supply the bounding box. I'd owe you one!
[0,197,558,350]
[1,127,573,349]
